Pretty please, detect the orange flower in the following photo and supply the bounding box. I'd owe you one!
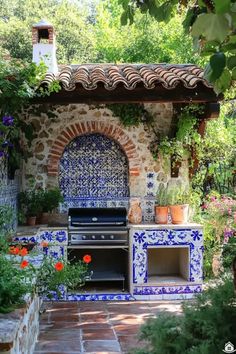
[20,260,29,268]
[54,262,64,271]
[19,247,28,257]
[83,254,92,264]
[40,241,49,248]
[9,246,20,255]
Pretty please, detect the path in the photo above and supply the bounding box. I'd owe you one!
[34,300,183,354]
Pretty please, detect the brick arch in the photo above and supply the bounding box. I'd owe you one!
[47,121,141,177]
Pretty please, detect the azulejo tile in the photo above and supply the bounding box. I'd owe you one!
[59,133,129,199]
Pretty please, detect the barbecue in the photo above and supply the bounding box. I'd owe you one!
[68,207,129,291]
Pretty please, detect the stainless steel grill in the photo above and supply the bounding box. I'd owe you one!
[68,207,128,245]
[67,207,129,291]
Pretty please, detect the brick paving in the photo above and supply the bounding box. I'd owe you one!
[34,301,183,354]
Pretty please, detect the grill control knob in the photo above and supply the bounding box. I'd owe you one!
[82,235,86,240]
[101,235,105,239]
[92,235,96,240]
[110,235,114,239]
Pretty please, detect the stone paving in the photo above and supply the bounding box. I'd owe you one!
[34,300,183,354]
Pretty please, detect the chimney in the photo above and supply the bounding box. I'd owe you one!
[32,19,58,74]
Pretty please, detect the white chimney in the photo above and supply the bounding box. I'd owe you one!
[32,19,58,74]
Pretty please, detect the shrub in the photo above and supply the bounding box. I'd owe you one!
[135,277,236,354]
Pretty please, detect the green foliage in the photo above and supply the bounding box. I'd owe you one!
[155,185,168,206]
[135,277,236,354]
[150,104,203,163]
[222,236,236,270]
[35,256,88,300]
[0,252,32,313]
[0,58,60,175]
[166,184,190,206]
[107,103,153,126]
[119,0,236,93]
[18,189,43,217]
[40,187,64,213]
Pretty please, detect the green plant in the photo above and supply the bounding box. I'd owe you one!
[222,236,236,271]
[107,103,153,127]
[167,185,190,206]
[0,239,91,313]
[155,186,168,206]
[18,189,43,218]
[134,276,236,354]
[41,188,64,213]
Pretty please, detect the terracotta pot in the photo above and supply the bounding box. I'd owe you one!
[26,216,37,226]
[169,204,189,224]
[155,206,168,224]
[128,199,142,224]
[39,212,49,224]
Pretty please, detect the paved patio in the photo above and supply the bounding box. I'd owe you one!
[34,300,183,354]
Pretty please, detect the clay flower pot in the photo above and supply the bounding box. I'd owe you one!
[169,204,189,224]
[39,212,49,224]
[26,216,37,226]
[155,206,168,224]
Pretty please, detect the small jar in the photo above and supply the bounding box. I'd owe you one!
[128,198,142,224]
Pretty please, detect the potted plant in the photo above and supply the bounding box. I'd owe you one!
[18,190,42,226]
[168,185,190,224]
[155,186,169,224]
[40,187,64,224]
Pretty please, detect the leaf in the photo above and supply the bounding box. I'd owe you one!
[214,68,231,93]
[120,11,128,26]
[191,13,230,43]
[227,56,236,70]
[232,67,236,80]
[213,0,231,14]
[210,52,226,80]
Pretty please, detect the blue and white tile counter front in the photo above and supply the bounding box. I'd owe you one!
[14,224,203,301]
[129,224,203,300]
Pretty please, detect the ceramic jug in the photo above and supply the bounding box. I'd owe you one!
[128,198,142,224]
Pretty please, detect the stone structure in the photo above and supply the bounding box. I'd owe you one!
[0,296,40,354]
[22,102,190,220]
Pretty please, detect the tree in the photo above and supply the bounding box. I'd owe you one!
[119,0,236,93]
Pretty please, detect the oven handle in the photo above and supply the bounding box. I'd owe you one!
[69,230,128,235]
[71,222,125,226]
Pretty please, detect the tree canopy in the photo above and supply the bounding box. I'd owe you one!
[0,0,202,66]
[119,0,236,93]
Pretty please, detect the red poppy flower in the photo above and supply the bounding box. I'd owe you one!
[20,260,29,268]
[83,254,92,264]
[9,246,20,255]
[54,262,64,271]
[19,247,28,257]
[40,241,49,248]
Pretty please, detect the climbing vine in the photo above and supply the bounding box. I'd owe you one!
[0,58,60,178]
[107,103,153,126]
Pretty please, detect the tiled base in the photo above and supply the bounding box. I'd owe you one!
[132,284,202,300]
[66,293,135,301]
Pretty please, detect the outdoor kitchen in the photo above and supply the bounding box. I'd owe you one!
[9,19,219,301]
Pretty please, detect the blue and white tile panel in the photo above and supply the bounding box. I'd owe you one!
[66,293,135,301]
[133,284,202,300]
[131,227,203,299]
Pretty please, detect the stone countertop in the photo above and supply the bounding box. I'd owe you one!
[16,225,68,236]
[128,223,202,229]
[15,222,202,237]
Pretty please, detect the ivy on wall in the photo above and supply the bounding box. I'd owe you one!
[0,58,60,178]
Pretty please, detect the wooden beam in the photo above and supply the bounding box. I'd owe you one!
[33,83,222,105]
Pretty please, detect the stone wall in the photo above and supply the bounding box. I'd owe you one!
[0,295,40,354]
[0,159,18,230]
[22,103,189,221]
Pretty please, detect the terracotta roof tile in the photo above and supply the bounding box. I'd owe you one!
[42,64,212,91]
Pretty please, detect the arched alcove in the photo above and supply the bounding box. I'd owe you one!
[59,133,129,199]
